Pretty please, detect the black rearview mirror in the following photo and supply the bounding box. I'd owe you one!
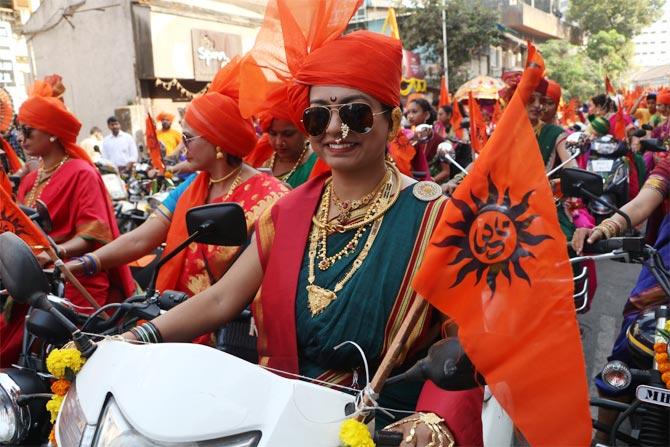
[560,167,603,199]
[0,232,50,306]
[186,203,247,246]
[640,138,667,153]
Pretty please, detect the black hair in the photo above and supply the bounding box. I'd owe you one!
[647,93,657,101]
[591,94,616,113]
[107,116,119,125]
[439,104,453,115]
[227,154,242,166]
[409,98,437,125]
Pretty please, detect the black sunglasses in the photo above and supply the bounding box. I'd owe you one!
[301,103,388,137]
[20,126,34,139]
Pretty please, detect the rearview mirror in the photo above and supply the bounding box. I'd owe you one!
[414,124,433,144]
[186,203,247,246]
[559,168,603,199]
[640,138,667,153]
[0,232,50,307]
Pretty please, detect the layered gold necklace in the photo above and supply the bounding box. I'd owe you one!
[25,156,69,207]
[210,167,243,201]
[270,143,309,182]
[306,163,401,316]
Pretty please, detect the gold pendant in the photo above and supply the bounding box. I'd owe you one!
[306,285,337,316]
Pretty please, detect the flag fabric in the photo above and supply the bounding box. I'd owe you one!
[0,166,11,195]
[468,92,488,154]
[145,113,165,174]
[439,75,450,107]
[560,98,578,126]
[491,101,502,126]
[381,7,400,40]
[605,75,615,96]
[612,107,627,140]
[0,137,22,173]
[451,100,464,140]
[412,43,591,445]
[0,185,52,253]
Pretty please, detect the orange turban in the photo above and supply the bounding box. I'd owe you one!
[658,91,670,105]
[545,80,562,103]
[239,0,400,131]
[156,112,175,122]
[184,56,257,158]
[18,94,92,165]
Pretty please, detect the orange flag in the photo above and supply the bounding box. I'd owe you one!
[560,98,578,126]
[613,106,627,140]
[145,114,165,174]
[451,101,464,139]
[438,75,450,107]
[0,137,22,173]
[412,43,590,446]
[605,75,615,96]
[0,185,52,254]
[491,101,502,126]
[468,92,488,154]
[0,166,11,195]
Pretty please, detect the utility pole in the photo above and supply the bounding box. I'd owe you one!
[442,0,449,91]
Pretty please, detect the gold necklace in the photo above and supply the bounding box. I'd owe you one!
[209,167,241,184]
[25,156,69,207]
[331,170,390,225]
[306,170,396,316]
[218,169,243,202]
[271,143,309,182]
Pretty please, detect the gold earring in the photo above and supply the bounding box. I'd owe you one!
[216,147,224,159]
[49,136,56,143]
[387,107,402,142]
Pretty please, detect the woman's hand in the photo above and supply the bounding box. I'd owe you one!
[64,259,85,275]
[35,251,52,268]
[385,413,454,447]
[571,227,605,255]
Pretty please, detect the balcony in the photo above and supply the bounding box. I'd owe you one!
[502,2,579,43]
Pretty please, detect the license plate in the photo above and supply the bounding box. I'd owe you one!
[636,385,670,407]
[590,159,614,172]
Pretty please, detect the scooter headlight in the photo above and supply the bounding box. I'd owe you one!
[602,360,632,391]
[92,396,261,447]
[0,373,29,444]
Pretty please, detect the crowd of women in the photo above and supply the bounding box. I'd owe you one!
[4,0,670,445]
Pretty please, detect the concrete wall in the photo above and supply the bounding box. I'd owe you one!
[25,0,138,140]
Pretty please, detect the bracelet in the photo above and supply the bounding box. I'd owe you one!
[642,175,668,197]
[452,172,466,185]
[77,253,102,276]
[384,412,454,447]
[129,322,163,344]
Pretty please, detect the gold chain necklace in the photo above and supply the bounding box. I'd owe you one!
[331,170,390,225]
[217,168,243,201]
[25,156,69,207]
[209,166,241,185]
[271,143,309,182]
[306,169,397,316]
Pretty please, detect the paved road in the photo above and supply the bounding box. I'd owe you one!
[577,258,642,414]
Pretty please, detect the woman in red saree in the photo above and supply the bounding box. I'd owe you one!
[1,85,134,367]
[66,58,287,344]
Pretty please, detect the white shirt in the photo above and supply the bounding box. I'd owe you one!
[102,131,138,167]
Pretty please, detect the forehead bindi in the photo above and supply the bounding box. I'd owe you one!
[310,85,377,107]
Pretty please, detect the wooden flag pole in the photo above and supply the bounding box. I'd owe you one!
[359,296,428,416]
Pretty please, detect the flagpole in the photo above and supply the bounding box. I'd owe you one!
[442,0,449,92]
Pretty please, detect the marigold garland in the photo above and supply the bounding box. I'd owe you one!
[339,419,375,447]
[45,346,86,446]
[655,321,670,389]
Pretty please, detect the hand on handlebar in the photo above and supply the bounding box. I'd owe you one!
[442,179,459,195]
[384,413,453,447]
[571,227,605,255]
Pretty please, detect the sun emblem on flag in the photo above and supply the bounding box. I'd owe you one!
[435,175,552,296]
[0,212,22,234]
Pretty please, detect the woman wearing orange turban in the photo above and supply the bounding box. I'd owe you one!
[0,83,135,367]
[67,58,288,345]
[125,1,482,445]
[244,84,318,188]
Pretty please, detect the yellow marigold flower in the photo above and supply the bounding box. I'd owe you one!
[339,419,375,447]
[50,379,71,396]
[46,348,85,379]
[665,321,670,332]
[46,395,64,423]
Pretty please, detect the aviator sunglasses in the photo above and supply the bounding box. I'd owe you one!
[301,103,388,137]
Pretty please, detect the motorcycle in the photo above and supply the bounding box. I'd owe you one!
[0,203,514,446]
[561,167,670,445]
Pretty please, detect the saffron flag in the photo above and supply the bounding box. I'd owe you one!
[560,98,578,126]
[412,43,590,445]
[468,92,488,154]
[0,166,11,195]
[491,101,502,126]
[0,185,52,253]
[451,101,464,140]
[0,137,22,173]
[439,76,450,107]
[145,114,165,174]
[605,75,615,96]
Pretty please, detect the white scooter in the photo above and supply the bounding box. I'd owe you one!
[0,204,513,447]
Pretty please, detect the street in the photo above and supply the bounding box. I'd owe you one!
[579,258,643,414]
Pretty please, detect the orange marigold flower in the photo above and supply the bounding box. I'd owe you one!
[663,371,670,383]
[50,379,71,396]
[659,363,670,373]
[654,342,668,354]
[49,427,57,445]
[656,353,669,364]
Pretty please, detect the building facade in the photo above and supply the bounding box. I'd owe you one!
[632,1,670,69]
[24,0,264,142]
